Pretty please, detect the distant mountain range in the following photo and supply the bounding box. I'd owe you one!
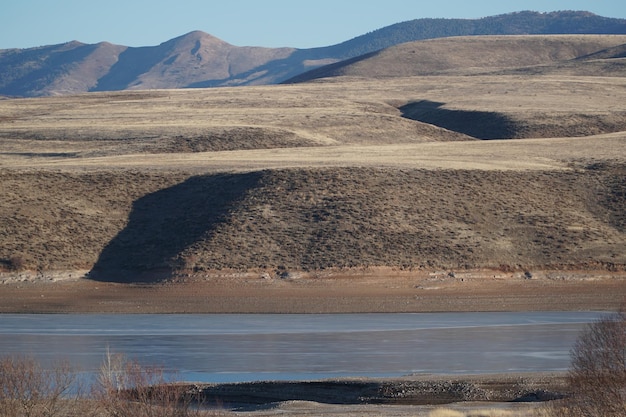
[1,11,625,97]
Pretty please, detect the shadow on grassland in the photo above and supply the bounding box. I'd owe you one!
[399,100,519,140]
[88,172,262,282]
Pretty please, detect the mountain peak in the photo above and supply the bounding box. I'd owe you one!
[167,30,230,47]
[2,11,626,97]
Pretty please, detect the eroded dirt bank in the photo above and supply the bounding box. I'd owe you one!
[1,268,623,313]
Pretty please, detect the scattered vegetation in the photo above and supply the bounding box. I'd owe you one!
[566,310,626,416]
[0,254,27,272]
[0,355,83,417]
[2,163,625,281]
[95,350,209,417]
[1,42,626,281]
[0,353,220,417]
[542,310,626,416]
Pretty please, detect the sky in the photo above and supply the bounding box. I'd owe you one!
[1,0,625,50]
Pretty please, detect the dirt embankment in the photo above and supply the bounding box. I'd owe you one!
[0,267,624,313]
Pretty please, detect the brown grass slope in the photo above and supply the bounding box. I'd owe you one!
[172,165,626,274]
[1,163,624,281]
[2,39,626,283]
[3,69,626,160]
[0,83,474,160]
[482,42,626,78]
[286,35,626,82]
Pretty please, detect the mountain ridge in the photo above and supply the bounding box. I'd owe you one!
[1,10,626,97]
[284,35,626,83]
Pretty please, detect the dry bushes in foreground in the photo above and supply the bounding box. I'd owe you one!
[0,356,84,417]
[95,349,211,417]
[0,353,219,417]
[565,310,626,416]
[541,310,626,417]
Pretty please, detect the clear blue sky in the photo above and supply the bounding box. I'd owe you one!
[1,0,625,50]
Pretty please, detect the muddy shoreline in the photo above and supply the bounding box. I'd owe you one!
[0,268,624,314]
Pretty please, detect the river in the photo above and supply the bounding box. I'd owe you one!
[0,312,604,383]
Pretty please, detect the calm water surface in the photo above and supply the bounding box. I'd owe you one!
[0,312,604,382]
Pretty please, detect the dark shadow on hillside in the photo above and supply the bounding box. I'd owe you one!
[88,172,263,283]
[399,100,519,140]
[279,50,381,84]
[92,46,166,91]
[589,162,626,233]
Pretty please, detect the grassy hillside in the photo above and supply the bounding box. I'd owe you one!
[287,35,626,82]
[1,163,624,281]
[147,165,626,274]
[2,35,626,283]
[2,66,626,159]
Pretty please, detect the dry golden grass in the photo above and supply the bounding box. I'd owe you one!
[290,35,626,81]
[0,163,624,277]
[1,47,626,284]
[2,74,626,160]
[0,38,624,417]
[1,74,625,174]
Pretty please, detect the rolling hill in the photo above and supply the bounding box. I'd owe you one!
[2,162,624,282]
[1,11,626,97]
[285,35,626,81]
[1,62,626,281]
[1,13,626,311]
